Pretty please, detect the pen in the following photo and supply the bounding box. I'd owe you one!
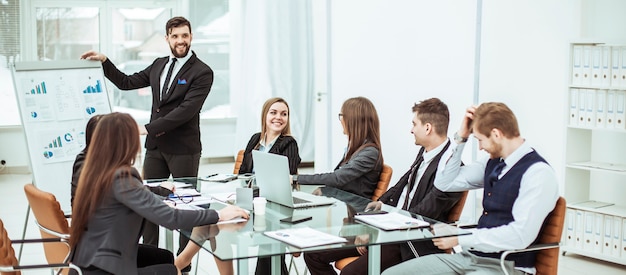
[206,173,218,178]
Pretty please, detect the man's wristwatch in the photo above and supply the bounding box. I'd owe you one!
[454,132,468,143]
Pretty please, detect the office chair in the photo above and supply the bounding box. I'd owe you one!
[232,149,245,174]
[23,184,72,275]
[0,219,82,275]
[499,196,566,275]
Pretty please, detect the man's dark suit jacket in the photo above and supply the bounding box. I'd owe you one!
[378,144,463,260]
[101,51,213,155]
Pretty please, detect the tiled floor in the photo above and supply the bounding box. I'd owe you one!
[1,160,626,274]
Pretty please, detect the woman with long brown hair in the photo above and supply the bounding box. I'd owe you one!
[70,112,248,274]
[291,96,384,199]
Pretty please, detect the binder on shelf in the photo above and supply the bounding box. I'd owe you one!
[575,210,584,249]
[582,46,593,86]
[606,90,617,128]
[586,89,597,127]
[583,211,594,250]
[578,89,587,126]
[569,88,579,126]
[572,45,583,86]
[615,91,626,129]
[611,46,621,87]
[565,208,576,247]
[622,218,626,260]
[595,90,607,128]
[614,216,622,258]
[603,215,613,256]
[602,46,612,87]
[594,213,604,254]
[621,46,626,87]
[591,46,602,86]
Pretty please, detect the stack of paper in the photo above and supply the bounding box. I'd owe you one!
[355,212,430,230]
[264,227,347,248]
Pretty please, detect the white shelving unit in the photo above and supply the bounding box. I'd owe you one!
[563,42,626,265]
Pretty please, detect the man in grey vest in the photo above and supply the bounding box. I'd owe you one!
[383,102,559,275]
[304,98,465,275]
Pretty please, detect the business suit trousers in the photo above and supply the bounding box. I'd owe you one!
[142,149,201,255]
[304,243,402,275]
[381,251,527,275]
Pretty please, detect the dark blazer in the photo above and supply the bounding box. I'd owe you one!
[101,51,213,155]
[71,150,172,208]
[298,146,382,199]
[71,167,219,274]
[239,133,301,175]
[379,143,463,260]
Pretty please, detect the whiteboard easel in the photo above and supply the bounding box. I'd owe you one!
[11,60,112,212]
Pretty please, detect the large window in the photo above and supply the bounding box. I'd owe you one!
[0,0,232,126]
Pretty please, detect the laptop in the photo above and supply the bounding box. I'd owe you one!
[252,151,336,208]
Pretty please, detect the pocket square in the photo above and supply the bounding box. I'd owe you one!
[177,79,187,84]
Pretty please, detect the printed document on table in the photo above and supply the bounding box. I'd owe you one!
[264,227,347,248]
[355,212,430,231]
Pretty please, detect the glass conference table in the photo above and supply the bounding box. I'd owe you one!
[153,177,470,275]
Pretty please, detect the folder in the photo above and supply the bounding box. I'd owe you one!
[585,89,597,127]
[572,45,583,86]
[606,90,617,128]
[614,216,622,258]
[569,89,579,126]
[622,218,626,260]
[621,47,626,87]
[565,208,576,247]
[583,211,594,250]
[578,89,587,126]
[594,213,604,254]
[595,90,607,128]
[582,46,593,86]
[591,46,602,86]
[602,46,612,87]
[575,210,584,249]
[603,215,612,256]
[616,91,626,129]
[611,46,621,87]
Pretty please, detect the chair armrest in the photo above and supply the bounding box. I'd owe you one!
[35,220,70,239]
[0,262,82,275]
[2,237,82,275]
[10,237,64,244]
[499,242,560,275]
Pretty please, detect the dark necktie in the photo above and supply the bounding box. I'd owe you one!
[487,159,506,186]
[402,156,424,210]
[161,58,177,100]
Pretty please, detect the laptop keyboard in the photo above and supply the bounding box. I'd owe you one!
[293,197,311,204]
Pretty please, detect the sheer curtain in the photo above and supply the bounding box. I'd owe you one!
[231,0,315,162]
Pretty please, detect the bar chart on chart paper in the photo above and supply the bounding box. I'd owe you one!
[12,60,113,211]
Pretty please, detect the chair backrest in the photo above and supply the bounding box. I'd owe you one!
[0,219,20,275]
[535,196,566,275]
[447,190,469,223]
[372,164,392,201]
[233,149,245,174]
[23,184,71,271]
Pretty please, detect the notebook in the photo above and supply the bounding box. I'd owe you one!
[252,151,336,208]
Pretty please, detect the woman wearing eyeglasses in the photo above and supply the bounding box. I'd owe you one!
[70,113,249,275]
[291,96,384,199]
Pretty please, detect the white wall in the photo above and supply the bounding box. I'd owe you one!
[328,0,477,183]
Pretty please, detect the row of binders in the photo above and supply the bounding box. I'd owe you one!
[569,88,626,129]
[571,45,626,87]
[565,205,626,260]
